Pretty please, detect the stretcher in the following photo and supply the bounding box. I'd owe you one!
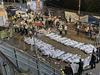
[39,30,96,54]
[66,54,81,63]
[58,53,73,61]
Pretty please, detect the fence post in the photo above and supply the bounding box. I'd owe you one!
[33,35,41,75]
[14,48,19,68]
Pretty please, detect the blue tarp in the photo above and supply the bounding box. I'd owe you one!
[10,10,17,16]
[77,15,100,24]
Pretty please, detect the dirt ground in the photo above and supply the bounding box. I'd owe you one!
[3,14,96,75]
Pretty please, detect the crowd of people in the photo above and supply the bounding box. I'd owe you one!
[12,9,69,38]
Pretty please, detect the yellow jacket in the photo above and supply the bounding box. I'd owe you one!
[29,31,32,34]
[61,71,65,75]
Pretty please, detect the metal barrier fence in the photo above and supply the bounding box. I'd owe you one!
[0,40,61,75]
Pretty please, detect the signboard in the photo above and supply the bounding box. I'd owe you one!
[36,1,40,8]
[27,1,43,10]
[34,23,42,26]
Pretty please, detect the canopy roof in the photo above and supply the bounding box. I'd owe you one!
[77,15,100,24]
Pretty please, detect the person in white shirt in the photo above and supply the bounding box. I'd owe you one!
[20,6,21,10]
[64,25,67,35]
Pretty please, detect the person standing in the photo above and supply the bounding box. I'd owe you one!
[64,25,67,35]
[77,59,84,75]
[13,20,15,25]
[28,30,33,38]
[25,25,28,35]
[85,27,88,36]
[59,26,62,35]
[14,25,17,32]
[61,69,65,75]
[65,16,67,23]
[94,34,99,46]
[96,48,99,63]
[90,50,96,69]
[90,31,92,39]
[77,25,80,36]
[99,47,100,61]
[26,8,28,14]
[69,15,71,22]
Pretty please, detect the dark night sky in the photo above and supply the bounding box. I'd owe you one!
[3,0,85,11]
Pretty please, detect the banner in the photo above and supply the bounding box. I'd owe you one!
[34,23,42,26]
[36,1,40,8]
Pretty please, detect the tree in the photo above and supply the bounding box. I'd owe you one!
[84,0,100,13]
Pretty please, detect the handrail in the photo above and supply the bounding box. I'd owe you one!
[1,49,55,75]
[0,40,61,74]
[0,51,22,73]
[5,54,39,70]
[0,46,37,65]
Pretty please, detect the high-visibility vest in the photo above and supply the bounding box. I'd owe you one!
[1,31,4,39]
[34,16,36,19]
[77,25,79,29]
[61,71,65,75]
[12,16,14,20]
[39,18,42,21]
[29,31,32,34]
[10,29,12,37]
[14,25,17,28]
[59,27,62,31]
[35,26,37,29]
[14,16,16,19]
[60,24,61,26]
[48,18,50,20]
[30,26,33,29]
[13,21,15,24]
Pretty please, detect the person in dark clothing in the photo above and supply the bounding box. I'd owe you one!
[77,28,79,36]
[99,47,100,60]
[90,31,92,39]
[63,65,73,75]
[96,48,99,63]
[76,59,84,75]
[69,15,71,22]
[90,50,96,69]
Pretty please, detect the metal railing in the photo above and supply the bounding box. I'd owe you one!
[0,40,61,75]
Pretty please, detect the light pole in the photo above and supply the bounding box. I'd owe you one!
[33,35,41,75]
[78,0,81,20]
[14,0,15,4]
